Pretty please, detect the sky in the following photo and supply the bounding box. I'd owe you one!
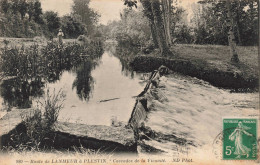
[41,0,198,25]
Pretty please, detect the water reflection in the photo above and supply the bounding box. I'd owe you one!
[0,42,103,109]
[0,77,44,108]
[105,42,140,79]
[55,52,144,125]
[72,60,96,101]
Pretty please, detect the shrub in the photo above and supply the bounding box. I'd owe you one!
[20,88,65,151]
[38,88,66,128]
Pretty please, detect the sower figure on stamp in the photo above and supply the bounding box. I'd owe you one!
[57,29,64,45]
[229,121,253,158]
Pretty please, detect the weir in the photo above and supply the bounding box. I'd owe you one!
[128,65,168,131]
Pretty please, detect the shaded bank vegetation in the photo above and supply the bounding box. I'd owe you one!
[0,40,104,109]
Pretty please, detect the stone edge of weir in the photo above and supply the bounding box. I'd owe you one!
[0,65,168,153]
[127,65,168,132]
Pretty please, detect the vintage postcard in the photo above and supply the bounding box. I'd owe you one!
[0,0,259,164]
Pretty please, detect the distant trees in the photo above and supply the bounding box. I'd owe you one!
[0,0,45,37]
[32,0,43,23]
[43,11,60,35]
[0,0,43,22]
[71,0,100,34]
[61,15,87,38]
[0,0,9,14]
[18,0,27,20]
[105,8,150,48]
[0,0,99,39]
[27,0,34,21]
[189,0,257,61]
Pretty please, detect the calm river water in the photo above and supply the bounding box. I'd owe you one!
[41,52,144,125]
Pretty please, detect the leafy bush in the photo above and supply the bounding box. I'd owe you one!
[108,8,151,48]
[174,24,193,44]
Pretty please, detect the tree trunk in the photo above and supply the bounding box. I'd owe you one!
[235,21,242,45]
[151,0,171,56]
[161,0,172,46]
[235,2,242,45]
[140,0,159,47]
[150,23,159,47]
[161,0,168,45]
[226,0,239,63]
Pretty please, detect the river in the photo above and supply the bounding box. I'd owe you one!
[40,51,144,126]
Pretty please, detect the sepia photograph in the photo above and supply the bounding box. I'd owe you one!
[0,0,259,164]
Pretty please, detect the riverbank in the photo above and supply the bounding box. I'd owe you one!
[130,44,258,91]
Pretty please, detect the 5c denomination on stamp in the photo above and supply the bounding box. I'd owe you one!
[222,118,257,160]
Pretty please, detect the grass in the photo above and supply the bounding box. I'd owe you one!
[142,44,258,78]
[36,88,66,130]
[128,44,258,90]
[171,44,258,74]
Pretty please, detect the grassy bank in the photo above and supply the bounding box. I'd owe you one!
[130,44,258,91]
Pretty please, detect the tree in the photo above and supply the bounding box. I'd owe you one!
[112,8,151,47]
[226,0,239,63]
[33,0,43,23]
[0,0,10,14]
[61,15,86,38]
[11,0,19,15]
[124,0,172,56]
[139,0,158,47]
[161,0,172,45]
[27,0,34,21]
[44,11,61,34]
[194,0,258,46]
[18,0,27,20]
[71,0,100,34]
[150,0,171,55]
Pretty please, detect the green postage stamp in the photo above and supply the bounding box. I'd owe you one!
[223,118,257,160]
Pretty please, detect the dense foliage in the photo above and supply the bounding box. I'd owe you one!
[108,9,151,48]
[119,0,258,48]
[0,0,100,38]
[71,0,100,34]
[188,0,258,45]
